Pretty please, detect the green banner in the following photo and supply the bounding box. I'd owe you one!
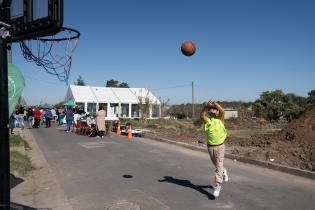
[8,64,25,116]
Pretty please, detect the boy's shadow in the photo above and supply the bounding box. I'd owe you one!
[158,176,215,200]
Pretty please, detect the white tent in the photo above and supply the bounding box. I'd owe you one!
[66,85,161,118]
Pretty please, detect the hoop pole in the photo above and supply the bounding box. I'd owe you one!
[0,38,10,210]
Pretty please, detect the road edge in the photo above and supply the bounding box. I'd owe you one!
[147,137,315,180]
[11,129,74,210]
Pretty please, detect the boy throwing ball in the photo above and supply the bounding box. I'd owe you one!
[200,100,228,198]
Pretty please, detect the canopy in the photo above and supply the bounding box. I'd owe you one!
[64,100,76,106]
[8,64,26,116]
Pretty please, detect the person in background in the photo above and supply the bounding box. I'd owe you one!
[96,106,106,138]
[73,110,82,129]
[56,109,60,125]
[16,106,25,129]
[9,113,16,134]
[65,107,74,132]
[33,107,42,128]
[86,113,95,127]
[44,108,53,128]
[23,108,28,121]
[27,107,34,128]
[200,100,228,198]
[51,107,57,123]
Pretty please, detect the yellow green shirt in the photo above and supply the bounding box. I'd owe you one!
[204,117,227,145]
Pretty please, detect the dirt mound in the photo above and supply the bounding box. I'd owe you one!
[231,108,315,171]
[266,107,315,170]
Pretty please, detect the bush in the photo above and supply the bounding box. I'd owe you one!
[10,150,33,173]
[10,135,31,150]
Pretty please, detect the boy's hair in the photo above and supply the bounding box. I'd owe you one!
[209,105,218,110]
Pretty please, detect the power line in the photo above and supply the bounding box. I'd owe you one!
[24,75,66,86]
[152,83,191,91]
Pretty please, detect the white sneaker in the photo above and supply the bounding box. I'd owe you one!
[213,186,221,198]
[223,168,229,182]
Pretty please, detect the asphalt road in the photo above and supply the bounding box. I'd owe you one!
[30,126,315,210]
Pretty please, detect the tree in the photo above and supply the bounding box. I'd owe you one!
[307,90,315,104]
[166,103,193,119]
[106,79,130,88]
[253,90,286,121]
[137,90,152,122]
[159,97,170,118]
[281,94,304,122]
[253,89,307,122]
[118,82,130,88]
[74,75,85,86]
[106,79,119,87]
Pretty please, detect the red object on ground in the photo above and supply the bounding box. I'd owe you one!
[128,128,132,140]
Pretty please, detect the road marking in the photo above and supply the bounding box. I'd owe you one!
[78,141,116,149]
[105,200,140,210]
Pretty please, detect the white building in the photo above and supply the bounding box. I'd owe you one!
[66,85,161,119]
[224,108,238,119]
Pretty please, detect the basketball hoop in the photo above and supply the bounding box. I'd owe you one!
[19,27,80,85]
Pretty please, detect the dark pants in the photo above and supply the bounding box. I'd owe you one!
[45,117,51,127]
[66,120,72,131]
[98,131,105,137]
[34,119,41,128]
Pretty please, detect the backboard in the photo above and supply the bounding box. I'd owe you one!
[0,0,63,42]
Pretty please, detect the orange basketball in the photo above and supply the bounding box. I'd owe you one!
[181,40,196,56]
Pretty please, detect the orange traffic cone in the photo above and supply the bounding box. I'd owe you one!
[116,122,121,136]
[127,128,132,140]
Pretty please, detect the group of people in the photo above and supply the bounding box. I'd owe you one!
[9,105,116,139]
[63,106,113,138]
[9,106,59,134]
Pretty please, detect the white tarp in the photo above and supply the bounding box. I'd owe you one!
[67,85,160,105]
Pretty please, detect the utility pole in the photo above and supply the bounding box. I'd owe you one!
[0,2,11,208]
[7,43,11,63]
[0,36,10,210]
[192,81,195,119]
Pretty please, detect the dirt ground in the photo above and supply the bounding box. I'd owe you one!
[143,108,315,172]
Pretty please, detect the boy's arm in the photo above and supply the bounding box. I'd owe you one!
[200,106,209,124]
[213,102,225,123]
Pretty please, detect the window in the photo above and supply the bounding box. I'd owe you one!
[87,103,97,116]
[76,102,85,112]
[109,103,119,117]
[152,104,160,118]
[121,104,129,118]
[131,104,139,118]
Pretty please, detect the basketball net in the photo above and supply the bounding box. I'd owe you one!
[19,27,80,85]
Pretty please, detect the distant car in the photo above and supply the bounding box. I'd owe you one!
[120,125,143,137]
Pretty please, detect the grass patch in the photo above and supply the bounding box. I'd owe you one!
[10,135,31,150]
[10,150,33,173]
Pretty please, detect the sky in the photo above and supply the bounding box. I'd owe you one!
[10,0,315,105]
